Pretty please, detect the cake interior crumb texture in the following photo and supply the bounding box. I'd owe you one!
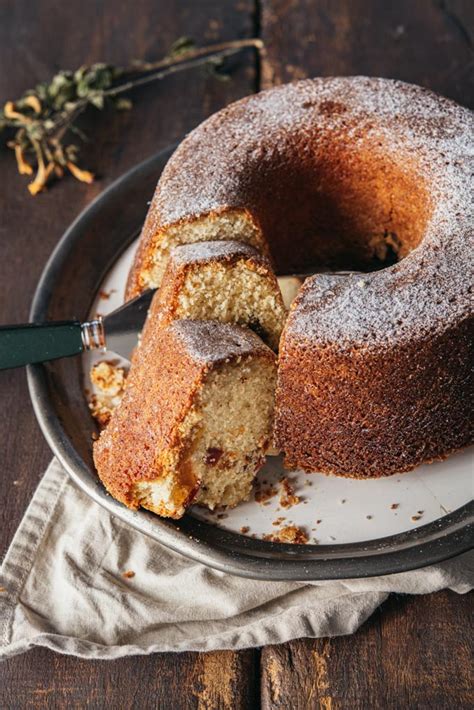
[135,356,276,514]
[140,209,266,292]
[172,260,286,351]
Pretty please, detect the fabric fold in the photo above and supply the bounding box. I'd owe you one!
[1,459,472,661]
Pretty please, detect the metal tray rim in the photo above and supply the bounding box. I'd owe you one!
[27,147,474,581]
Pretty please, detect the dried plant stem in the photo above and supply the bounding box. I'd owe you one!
[1,38,263,195]
[107,38,263,97]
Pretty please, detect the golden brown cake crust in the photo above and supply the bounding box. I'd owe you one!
[275,290,473,477]
[127,77,471,286]
[124,77,473,477]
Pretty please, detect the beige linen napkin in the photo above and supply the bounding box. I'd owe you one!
[1,459,472,660]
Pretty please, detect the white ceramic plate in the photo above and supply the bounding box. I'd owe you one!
[84,240,473,546]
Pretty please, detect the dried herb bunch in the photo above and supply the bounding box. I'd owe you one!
[0,38,262,195]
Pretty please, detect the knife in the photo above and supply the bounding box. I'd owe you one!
[0,289,155,370]
[0,270,351,371]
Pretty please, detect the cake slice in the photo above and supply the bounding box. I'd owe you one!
[146,240,286,351]
[126,211,270,299]
[93,319,277,518]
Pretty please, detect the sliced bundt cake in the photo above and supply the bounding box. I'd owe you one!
[93,319,277,518]
[124,77,473,478]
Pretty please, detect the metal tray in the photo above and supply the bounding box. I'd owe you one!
[27,147,473,580]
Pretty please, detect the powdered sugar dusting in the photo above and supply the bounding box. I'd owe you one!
[144,77,473,346]
[170,239,264,266]
[148,77,472,230]
[172,320,274,364]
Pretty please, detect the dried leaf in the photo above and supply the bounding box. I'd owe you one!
[22,95,42,114]
[115,97,132,110]
[168,36,196,58]
[28,161,55,195]
[4,101,27,121]
[67,161,94,183]
[13,144,33,175]
[89,93,105,110]
[0,39,260,194]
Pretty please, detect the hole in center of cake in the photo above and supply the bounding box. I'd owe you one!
[246,141,431,276]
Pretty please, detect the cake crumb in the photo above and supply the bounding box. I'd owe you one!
[340,498,347,504]
[366,515,373,520]
[272,516,287,527]
[89,395,114,428]
[316,519,322,524]
[240,526,250,534]
[122,570,135,579]
[99,288,117,300]
[279,477,301,508]
[390,503,399,509]
[411,514,422,521]
[91,360,126,395]
[88,361,127,428]
[254,483,278,504]
[264,525,308,545]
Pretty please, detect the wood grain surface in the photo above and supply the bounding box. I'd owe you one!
[260,0,474,107]
[0,1,472,708]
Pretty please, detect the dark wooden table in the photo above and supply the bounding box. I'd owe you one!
[1,1,472,707]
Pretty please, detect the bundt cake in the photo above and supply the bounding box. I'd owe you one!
[153,240,286,350]
[126,76,473,478]
[93,319,277,518]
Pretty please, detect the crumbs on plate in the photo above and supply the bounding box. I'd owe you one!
[99,288,117,300]
[279,477,301,509]
[88,360,127,428]
[254,483,278,504]
[263,525,308,545]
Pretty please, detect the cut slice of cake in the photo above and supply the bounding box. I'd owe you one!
[151,240,287,351]
[93,319,277,518]
[126,210,271,299]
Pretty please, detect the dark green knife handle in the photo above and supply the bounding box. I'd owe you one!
[0,321,83,370]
